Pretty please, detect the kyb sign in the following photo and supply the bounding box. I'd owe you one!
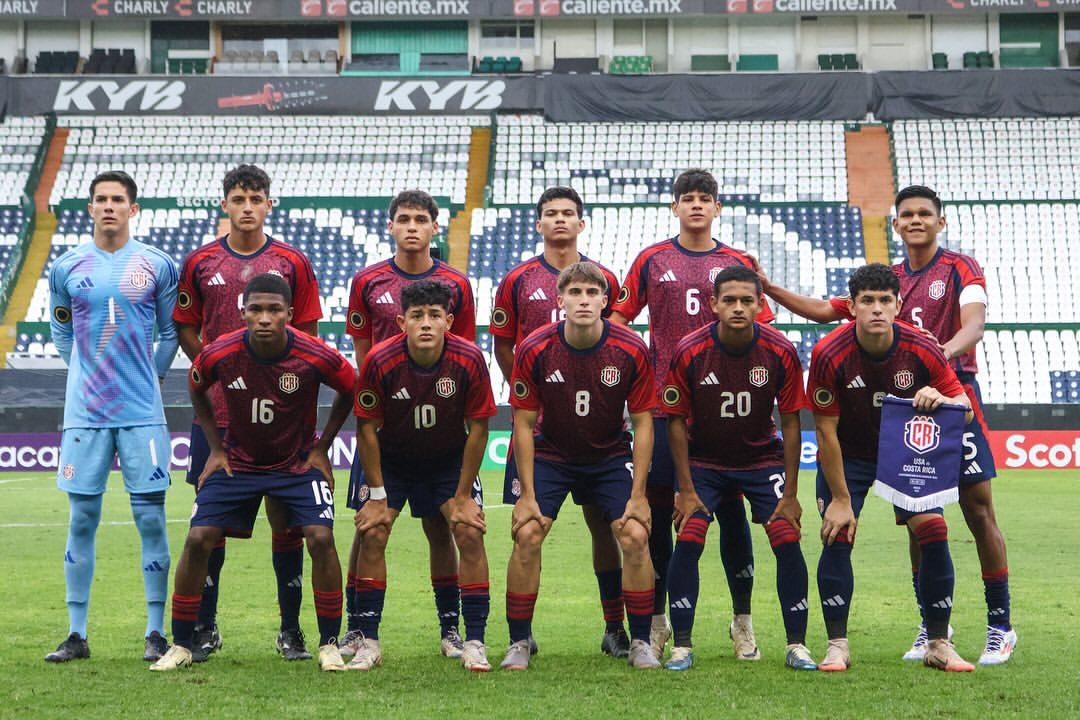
[374,80,506,110]
[53,80,187,111]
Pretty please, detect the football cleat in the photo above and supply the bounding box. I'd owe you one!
[600,628,631,658]
[902,624,954,661]
[148,644,192,672]
[461,640,492,672]
[664,646,694,671]
[785,643,817,671]
[978,625,1017,666]
[441,627,465,659]
[528,635,539,656]
[730,614,761,661]
[500,639,532,671]
[190,624,222,663]
[649,615,671,659]
[924,639,975,672]
[318,643,346,671]
[818,638,850,672]
[44,633,90,663]
[628,639,661,669]
[276,628,312,661]
[143,631,169,662]
[345,638,382,671]
[338,629,365,659]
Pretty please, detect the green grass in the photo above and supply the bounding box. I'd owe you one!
[1,470,1077,719]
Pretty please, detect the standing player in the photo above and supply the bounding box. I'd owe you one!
[808,263,974,672]
[46,170,178,663]
[611,168,771,660]
[151,274,355,672]
[491,186,629,656]
[759,185,1013,665]
[662,266,816,672]
[174,164,324,662]
[349,281,496,672]
[502,262,659,671]
[342,190,476,659]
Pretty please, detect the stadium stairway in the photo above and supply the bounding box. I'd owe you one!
[447,125,491,270]
[845,125,894,264]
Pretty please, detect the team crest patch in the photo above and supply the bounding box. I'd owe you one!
[662,386,681,407]
[616,286,630,304]
[928,279,947,301]
[266,269,284,278]
[749,366,768,387]
[349,311,365,329]
[53,306,71,324]
[894,369,915,390]
[513,379,529,400]
[190,367,202,385]
[190,502,199,519]
[356,390,379,410]
[511,478,521,498]
[436,377,457,398]
[813,387,834,408]
[62,464,75,480]
[491,307,509,328]
[279,372,300,394]
[128,270,149,290]
[358,485,370,502]
[600,365,621,387]
[904,415,941,454]
[709,266,722,284]
[177,289,192,309]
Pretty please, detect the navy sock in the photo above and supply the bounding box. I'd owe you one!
[171,593,201,650]
[595,569,624,632]
[983,568,1010,630]
[624,589,654,643]
[915,517,954,640]
[345,574,358,632]
[717,497,754,615]
[461,583,490,643]
[272,532,304,632]
[355,578,386,640]
[313,590,342,646]
[912,567,925,624]
[817,529,854,639]
[197,540,225,628]
[506,592,536,643]
[646,486,674,615]
[668,512,709,648]
[767,519,808,645]
[432,575,460,636]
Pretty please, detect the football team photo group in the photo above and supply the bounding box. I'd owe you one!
[40,163,1018,678]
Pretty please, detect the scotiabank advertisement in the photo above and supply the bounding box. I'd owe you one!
[0,430,1077,472]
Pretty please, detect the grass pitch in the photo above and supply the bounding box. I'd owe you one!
[1,469,1077,719]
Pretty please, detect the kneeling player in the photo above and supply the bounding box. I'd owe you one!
[662,266,815,671]
[350,280,496,672]
[151,274,356,672]
[808,263,974,672]
[502,262,659,671]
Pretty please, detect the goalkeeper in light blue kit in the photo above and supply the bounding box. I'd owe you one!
[45,171,179,664]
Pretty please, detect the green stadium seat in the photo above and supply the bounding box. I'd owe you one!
[491,59,506,73]
[963,51,978,68]
[830,54,845,71]
[843,53,859,70]
[735,54,779,71]
[818,54,831,70]
[932,52,948,70]
[977,51,993,68]
[690,54,731,71]
[477,56,493,73]
[506,56,522,73]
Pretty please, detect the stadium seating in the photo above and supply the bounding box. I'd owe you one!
[608,56,653,74]
[490,115,848,205]
[34,51,79,74]
[83,48,137,74]
[0,116,47,205]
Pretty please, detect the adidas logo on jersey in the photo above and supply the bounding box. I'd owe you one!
[658,270,678,283]
[822,595,846,607]
[227,377,248,390]
[965,461,982,475]
[846,375,867,389]
[670,597,693,610]
[207,272,226,287]
[375,291,395,305]
[529,288,549,301]
[700,372,720,386]
[545,370,565,383]
[392,388,412,400]
[76,277,95,290]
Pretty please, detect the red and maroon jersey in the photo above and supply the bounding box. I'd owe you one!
[490,254,621,346]
[611,237,775,410]
[662,322,807,470]
[510,320,655,465]
[827,248,986,375]
[353,333,496,462]
[346,258,476,344]
[190,328,355,475]
[807,321,965,461]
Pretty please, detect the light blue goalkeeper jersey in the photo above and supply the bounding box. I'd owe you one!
[49,238,179,429]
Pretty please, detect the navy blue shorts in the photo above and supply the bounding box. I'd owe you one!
[690,465,786,523]
[352,454,483,519]
[815,456,941,524]
[186,422,227,488]
[502,441,519,505]
[192,468,335,538]
[345,450,366,510]
[533,455,634,523]
[959,376,997,485]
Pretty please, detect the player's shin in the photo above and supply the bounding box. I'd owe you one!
[64,493,104,638]
[766,519,809,645]
[645,485,674,617]
[668,513,709,648]
[272,530,305,632]
[816,528,854,640]
[618,520,655,644]
[717,497,755,616]
[131,492,170,637]
[912,515,954,640]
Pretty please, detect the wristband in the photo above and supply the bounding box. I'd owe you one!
[367,485,387,501]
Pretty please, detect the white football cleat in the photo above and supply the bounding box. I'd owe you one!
[461,640,492,672]
[978,626,1017,666]
[344,638,382,671]
[318,643,346,671]
[730,614,761,661]
[149,644,192,672]
[902,624,954,661]
[649,615,671,659]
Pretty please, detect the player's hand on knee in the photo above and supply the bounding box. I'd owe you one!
[198,449,232,488]
[768,496,803,534]
[673,490,707,533]
[446,494,486,533]
[355,499,392,533]
[821,500,856,546]
[510,497,543,539]
[302,447,335,488]
[616,493,652,534]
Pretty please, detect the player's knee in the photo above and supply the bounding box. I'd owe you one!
[68,500,102,535]
[184,527,221,557]
[422,514,453,543]
[360,524,390,550]
[959,490,998,533]
[764,518,800,552]
[303,526,336,556]
[513,521,546,554]
[912,514,948,546]
[616,522,649,555]
[452,524,485,554]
